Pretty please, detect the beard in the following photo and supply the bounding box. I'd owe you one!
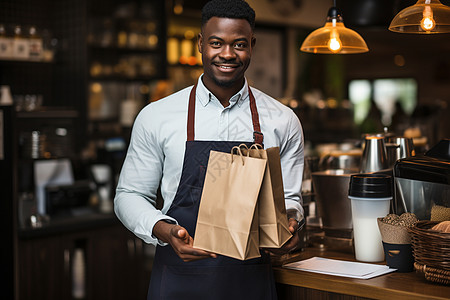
[212,76,238,88]
[207,60,248,88]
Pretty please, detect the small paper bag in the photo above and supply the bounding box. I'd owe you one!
[193,146,267,260]
[246,145,292,248]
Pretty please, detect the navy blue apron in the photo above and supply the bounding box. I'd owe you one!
[148,84,277,300]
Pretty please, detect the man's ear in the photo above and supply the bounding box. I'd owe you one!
[251,36,256,48]
[198,33,203,53]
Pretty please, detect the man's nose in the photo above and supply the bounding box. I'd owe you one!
[219,45,236,60]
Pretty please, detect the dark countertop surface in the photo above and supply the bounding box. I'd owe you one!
[18,212,119,239]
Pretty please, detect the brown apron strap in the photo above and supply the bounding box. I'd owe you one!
[248,88,263,145]
[187,84,197,141]
[187,84,263,144]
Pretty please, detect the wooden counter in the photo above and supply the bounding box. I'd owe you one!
[273,248,450,300]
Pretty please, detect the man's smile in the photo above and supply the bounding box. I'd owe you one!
[213,62,241,72]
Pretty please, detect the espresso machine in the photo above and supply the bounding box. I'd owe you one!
[393,139,450,220]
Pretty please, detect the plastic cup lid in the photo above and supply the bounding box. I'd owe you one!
[348,173,393,198]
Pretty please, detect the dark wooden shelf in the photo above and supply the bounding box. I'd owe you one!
[88,75,161,82]
[18,213,119,239]
[88,45,161,54]
[16,108,78,119]
[0,59,54,65]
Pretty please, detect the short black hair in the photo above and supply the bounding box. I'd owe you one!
[201,0,255,31]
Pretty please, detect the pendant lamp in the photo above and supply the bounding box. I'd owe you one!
[300,1,368,54]
[389,0,450,34]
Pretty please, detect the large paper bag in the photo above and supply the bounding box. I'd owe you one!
[193,146,267,260]
[246,145,292,248]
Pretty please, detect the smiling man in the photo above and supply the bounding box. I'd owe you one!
[114,0,305,299]
[199,15,255,104]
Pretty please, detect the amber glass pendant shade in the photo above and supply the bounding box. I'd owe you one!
[300,7,369,54]
[389,0,450,34]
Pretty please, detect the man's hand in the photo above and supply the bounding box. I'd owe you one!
[263,218,303,255]
[153,220,217,262]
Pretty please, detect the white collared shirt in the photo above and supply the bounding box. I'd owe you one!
[114,76,304,246]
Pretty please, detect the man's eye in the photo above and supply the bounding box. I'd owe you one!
[210,41,221,47]
[235,43,247,48]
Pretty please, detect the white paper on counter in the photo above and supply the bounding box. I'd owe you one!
[283,257,397,279]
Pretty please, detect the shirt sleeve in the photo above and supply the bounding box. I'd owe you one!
[280,110,305,220]
[114,109,177,246]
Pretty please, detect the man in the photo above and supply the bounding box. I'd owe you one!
[114,0,304,299]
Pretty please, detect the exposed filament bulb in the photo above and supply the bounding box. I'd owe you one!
[421,6,436,31]
[328,30,342,53]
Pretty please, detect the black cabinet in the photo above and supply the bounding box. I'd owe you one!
[17,220,153,300]
[18,235,67,299]
[88,225,152,300]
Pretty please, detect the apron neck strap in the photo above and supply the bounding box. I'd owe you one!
[187,83,263,144]
[187,84,197,142]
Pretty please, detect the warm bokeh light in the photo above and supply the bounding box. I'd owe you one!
[394,54,406,67]
[184,30,195,40]
[148,34,158,47]
[173,4,183,15]
[91,82,102,93]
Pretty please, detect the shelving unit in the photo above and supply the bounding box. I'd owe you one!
[86,0,167,139]
[0,1,166,299]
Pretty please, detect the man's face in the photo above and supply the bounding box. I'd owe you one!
[198,17,255,89]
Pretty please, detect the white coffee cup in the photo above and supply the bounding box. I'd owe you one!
[348,173,393,262]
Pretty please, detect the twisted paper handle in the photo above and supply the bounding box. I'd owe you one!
[231,143,264,164]
[231,146,245,165]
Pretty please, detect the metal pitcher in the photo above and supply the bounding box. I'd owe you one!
[385,137,414,167]
[360,135,389,173]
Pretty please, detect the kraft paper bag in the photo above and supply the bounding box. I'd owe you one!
[245,145,292,248]
[193,146,267,260]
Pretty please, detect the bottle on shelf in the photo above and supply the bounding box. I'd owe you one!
[28,26,43,61]
[0,24,13,60]
[145,21,158,50]
[120,85,140,127]
[72,248,86,299]
[41,29,56,62]
[12,25,29,60]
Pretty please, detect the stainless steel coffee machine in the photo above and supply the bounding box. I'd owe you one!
[393,139,450,220]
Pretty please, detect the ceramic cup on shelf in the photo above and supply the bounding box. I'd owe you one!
[0,85,13,105]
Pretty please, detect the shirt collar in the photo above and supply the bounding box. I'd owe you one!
[196,74,249,108]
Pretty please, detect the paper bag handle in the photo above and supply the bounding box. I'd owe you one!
[247,143,263,158]
[238,143,249,150]
[231,146,245,165]
[237,144,252,158]
[249,143,263,150]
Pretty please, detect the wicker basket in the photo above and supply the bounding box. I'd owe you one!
[409,221,450,285]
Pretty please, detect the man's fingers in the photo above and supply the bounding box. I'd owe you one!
[177,228,190,243]
[177,246,217,262]
[169,226,217,261]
